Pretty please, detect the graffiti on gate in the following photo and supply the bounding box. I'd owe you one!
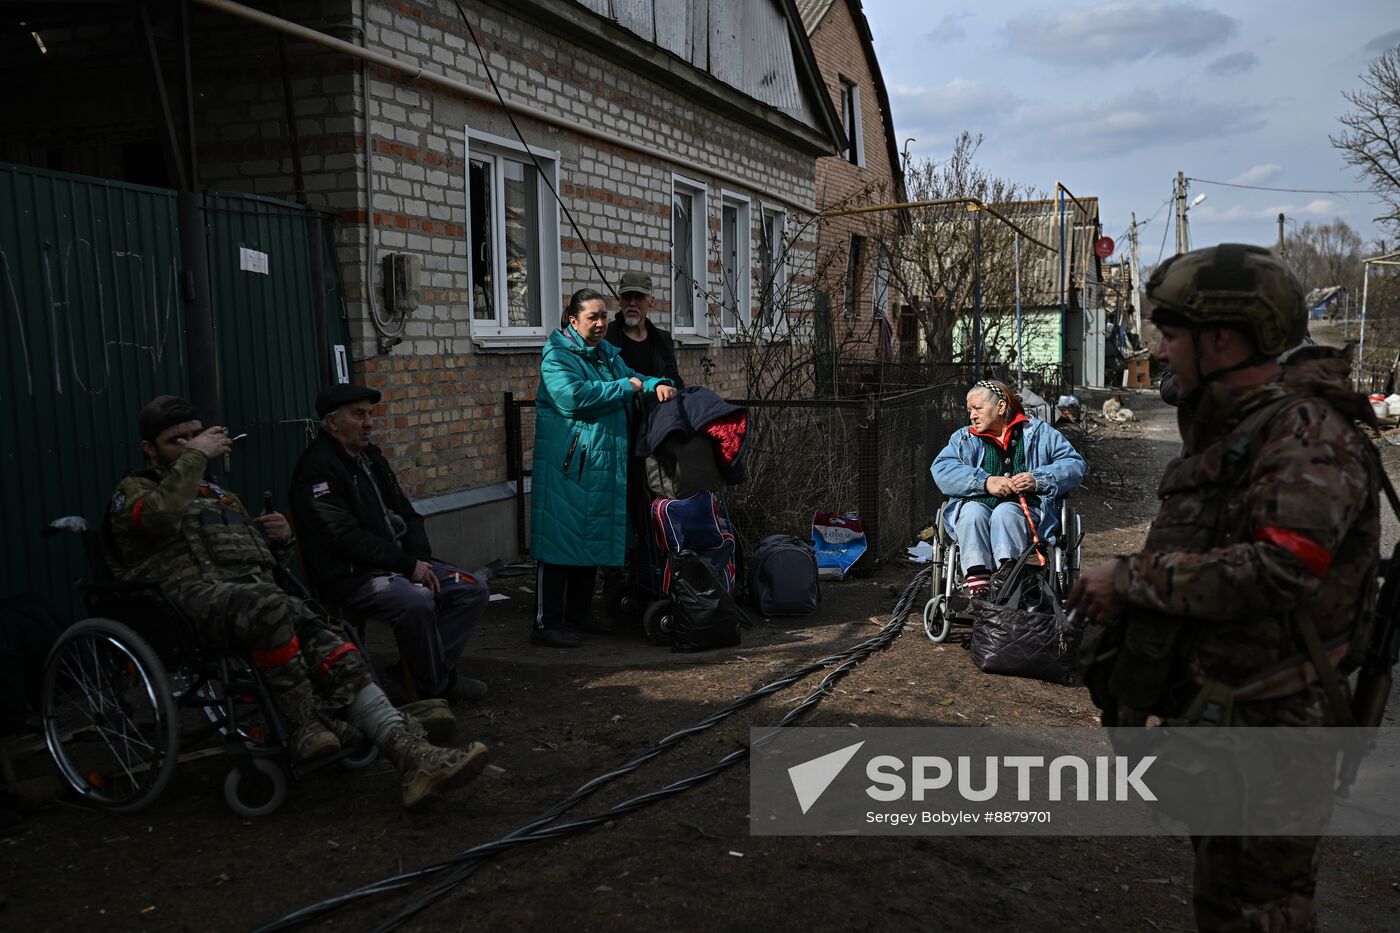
[0,238,182,399]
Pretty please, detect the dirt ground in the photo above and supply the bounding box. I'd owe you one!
[4,388,1399,932]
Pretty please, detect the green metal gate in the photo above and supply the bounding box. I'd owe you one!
[1,164,346,619]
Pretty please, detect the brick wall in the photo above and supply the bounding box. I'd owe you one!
[196,0,826,497]
[806,0,904,349]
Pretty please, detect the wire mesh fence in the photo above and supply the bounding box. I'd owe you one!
[504,384,968,567]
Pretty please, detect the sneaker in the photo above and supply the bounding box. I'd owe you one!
[567,615,614,635]
[437,672,489,703]
[530,628,582,648]
[964,573,991,600]
[399,741,490,809]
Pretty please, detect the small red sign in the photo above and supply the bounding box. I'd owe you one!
[1094,236,1115,259]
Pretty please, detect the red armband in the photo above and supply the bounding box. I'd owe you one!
[1255,527,1332,578]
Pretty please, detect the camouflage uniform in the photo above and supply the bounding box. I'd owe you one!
[106,447,370,708]
[1086,349,1379,931]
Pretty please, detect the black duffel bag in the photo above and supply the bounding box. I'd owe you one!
[969,545,1080,686]
[669,549,744,652]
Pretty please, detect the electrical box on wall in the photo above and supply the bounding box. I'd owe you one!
[383,253,420,314]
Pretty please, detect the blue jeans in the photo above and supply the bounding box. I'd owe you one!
[949,500,1037,574]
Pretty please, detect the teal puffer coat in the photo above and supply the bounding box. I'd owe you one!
[530,326,669,567]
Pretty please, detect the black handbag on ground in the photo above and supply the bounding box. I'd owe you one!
[969,545,1080,686]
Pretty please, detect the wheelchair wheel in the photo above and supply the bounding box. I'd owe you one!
[224,757,288,818]
[922,596,952,643]
[340,742,379,771]
[642,599,675,647]
[41,618,181,813]
[1055,504,1082,598]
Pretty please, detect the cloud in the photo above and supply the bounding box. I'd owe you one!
[1364,29,1400,53]
[927,13,969,43]
[1207,51,1258,75]
[1010,88,1264,159]
[1227,163,1282,185]
[890,79,1022,131]
[1004,2,1237,65]
[1191,199,1343,224]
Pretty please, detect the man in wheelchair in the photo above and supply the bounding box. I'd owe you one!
[931,379,1086,597]
[104,395,489,808]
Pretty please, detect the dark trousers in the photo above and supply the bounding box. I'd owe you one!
[535,563,596,631]
[341,558,487,696]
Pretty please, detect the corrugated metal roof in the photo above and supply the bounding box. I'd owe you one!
[795,0,837,33]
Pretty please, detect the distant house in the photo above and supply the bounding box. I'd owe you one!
[796,0,908,388]
[1,0,846,578]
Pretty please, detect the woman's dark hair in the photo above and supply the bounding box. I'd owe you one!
[564,288,607,326]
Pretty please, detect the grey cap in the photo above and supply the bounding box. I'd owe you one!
[618,271,653,296]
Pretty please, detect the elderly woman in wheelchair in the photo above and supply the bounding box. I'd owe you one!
[930,380,1086,600]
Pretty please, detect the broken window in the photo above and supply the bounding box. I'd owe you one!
[466,130,561,343]
[840,77,863,166]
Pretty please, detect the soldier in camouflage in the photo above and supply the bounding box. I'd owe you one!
[1068,244,1381,932]
[106,395,490,808]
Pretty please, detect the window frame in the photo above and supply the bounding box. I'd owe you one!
[719,190,752,336]
[844,233,866,318]
[839,76,864,167]
[670,173,710,340]
[758,204,789,335]
[464,126,562,348]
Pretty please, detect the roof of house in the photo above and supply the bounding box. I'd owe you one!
[800,0,907,206]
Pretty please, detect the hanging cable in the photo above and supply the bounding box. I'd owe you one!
[1186,177,1372,196]
[256,566,932,931]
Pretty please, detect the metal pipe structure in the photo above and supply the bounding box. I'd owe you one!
[191,0,817,214]
[817,197,1058,254]
[1357,250,1400,389]
[1014,231,1023,386]
[972,208,983,376]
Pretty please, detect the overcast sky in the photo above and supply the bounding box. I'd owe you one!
[862,0,1399,263]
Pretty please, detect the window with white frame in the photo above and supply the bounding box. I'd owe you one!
[758,206,787,331]
[465,128,561,343]
[840,77,863,167]
[719,192,751,332]
[671,175,708,337]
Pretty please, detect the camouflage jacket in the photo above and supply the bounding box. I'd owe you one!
[106,449,277,587]
[1111,348,1380,702]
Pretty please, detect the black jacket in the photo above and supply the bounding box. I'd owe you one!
[288,431,430,604]
[635,386,750,484]
[604,314,684,388]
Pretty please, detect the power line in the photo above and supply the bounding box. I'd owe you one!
[1187,177,1374,196]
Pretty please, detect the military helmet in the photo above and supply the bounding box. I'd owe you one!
[1147,243,1305,356]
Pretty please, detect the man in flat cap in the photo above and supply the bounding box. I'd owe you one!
[106,395,487,807]
[604,271,683,387]
[289,384,489,703]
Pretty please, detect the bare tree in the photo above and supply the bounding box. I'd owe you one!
[886,132,1043,370]
[1332,45,1400,236]
[1283,218,1365,294]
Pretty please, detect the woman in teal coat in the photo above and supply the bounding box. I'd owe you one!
[530,288,675,647]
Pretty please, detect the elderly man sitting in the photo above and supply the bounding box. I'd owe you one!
[931,379,1086,597]
[290,385,489,702]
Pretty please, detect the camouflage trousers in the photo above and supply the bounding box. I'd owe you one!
[1191,688,1332,933]
[166,580,370,708]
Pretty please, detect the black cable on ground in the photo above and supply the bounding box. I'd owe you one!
[256,565,930,932]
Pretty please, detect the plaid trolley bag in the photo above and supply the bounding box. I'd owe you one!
[645,492,742,650]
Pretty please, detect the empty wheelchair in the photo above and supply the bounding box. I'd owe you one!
[922,498,1081,643]
[38,517,375,817]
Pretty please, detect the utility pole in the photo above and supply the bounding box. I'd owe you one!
[1278,213,1286,259]
[1129,211,1142,338]
[1174,171,1189,256]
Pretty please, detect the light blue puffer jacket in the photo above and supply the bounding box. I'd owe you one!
[930,418,1086,541]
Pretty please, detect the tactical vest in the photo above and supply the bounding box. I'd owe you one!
[1081,390,1378,724]
[119,476,277,587]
